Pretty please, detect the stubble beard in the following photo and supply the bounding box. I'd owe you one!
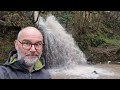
[17,51,41,67]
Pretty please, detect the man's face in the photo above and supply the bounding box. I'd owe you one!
[15,29,43,67]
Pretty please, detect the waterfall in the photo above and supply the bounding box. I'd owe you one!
[36,14,87,69]
[34,13,115,79]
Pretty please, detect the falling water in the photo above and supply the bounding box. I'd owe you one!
[36,15,87,69]
[35,14,116,79]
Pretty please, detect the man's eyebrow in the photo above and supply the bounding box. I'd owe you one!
[22,39,31,42]
[35,41,43,43]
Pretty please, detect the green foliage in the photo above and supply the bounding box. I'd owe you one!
[103,38,120,47]
[90,37,105,47]
[58,12,72,23]
[113,35,120,40]
[0,11,33,27]
[0,58,5,63]
[0,42,12,63]
[78,41,89,51]
[0,44,12,53]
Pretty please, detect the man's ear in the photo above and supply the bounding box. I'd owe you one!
[14,40,18,50]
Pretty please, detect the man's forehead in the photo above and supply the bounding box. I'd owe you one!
[22,28,41,35]
[18,27,43,39]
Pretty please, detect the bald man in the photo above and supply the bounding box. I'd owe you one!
[0,26,51,79]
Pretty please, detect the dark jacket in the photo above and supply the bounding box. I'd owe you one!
[0,49,51,79]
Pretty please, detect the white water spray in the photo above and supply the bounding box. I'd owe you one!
[36,14,87,69]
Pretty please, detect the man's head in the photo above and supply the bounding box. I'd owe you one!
[14,26,43,67]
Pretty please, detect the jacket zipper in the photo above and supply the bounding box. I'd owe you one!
[29,73,32,79]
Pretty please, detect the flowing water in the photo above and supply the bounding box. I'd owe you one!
[36,15,87,69]
[49,64,119,79]
[35,14,120,79]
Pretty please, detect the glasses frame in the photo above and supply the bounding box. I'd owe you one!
[17,40,44,50]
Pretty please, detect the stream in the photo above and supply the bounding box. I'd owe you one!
[49,64,120,79]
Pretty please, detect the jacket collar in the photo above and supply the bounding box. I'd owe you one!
[4,49,45,72]
[9,57,44,71]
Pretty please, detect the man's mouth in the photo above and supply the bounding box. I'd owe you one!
[26,54,38,58]
[26,54,38,56]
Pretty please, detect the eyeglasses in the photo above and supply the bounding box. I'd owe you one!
[17,40,44,50]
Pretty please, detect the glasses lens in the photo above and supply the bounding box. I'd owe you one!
[34,43,43,49]
[22,42,31,50]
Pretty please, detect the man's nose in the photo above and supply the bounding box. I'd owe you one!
[30,45,36,51]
